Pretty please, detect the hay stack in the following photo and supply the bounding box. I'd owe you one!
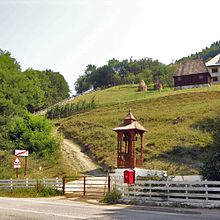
[138,80,147,91]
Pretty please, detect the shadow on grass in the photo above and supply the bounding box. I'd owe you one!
[156,145,207,168]
[84,168,106,177]
[149,116,220,170]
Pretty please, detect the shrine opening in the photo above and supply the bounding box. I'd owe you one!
[113,110,147,169]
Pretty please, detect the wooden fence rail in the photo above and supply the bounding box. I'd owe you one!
[63,176,109,197]
[110,175,220,203]
[0,178,62,190]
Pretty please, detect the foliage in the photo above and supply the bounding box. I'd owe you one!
[201,147,220,181]
[0,186,61,197]
[102,189,121,204]
[24,68,70,110]
[199,115,220,180]
[177,41,220,62]
[8,113,59,158]
[47,96,97,119]
[74,57,174,94]
[0,49,75,178]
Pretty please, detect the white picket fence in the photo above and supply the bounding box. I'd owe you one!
[110,175,220,203]
[0,178,62,191]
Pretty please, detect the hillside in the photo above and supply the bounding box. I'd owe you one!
[178,41,220,62]
[58,84,220,175]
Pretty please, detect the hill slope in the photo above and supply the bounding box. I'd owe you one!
[178,40,220,62]
[58,85,220,175]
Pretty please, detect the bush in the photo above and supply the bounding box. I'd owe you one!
[102,189,121,204]
[0,186,61,197]
[8,112,59,158]
[201,147,220,180]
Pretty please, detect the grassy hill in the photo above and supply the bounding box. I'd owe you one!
[58,84,220,175]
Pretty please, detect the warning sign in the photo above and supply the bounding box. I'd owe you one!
[15,149,29,157]
[13,157,21,169]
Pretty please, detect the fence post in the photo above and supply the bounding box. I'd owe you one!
[205,180,208,201]
[10,178,13,190]
[43,178,45,187]
[108,174,111,193]
[167,182,170,200]
[26,178,29,188]
[83,176,86,196]
[56,177,59,190]
[149,183,152,199]
[62,177,66,195]
[185,184,188,200]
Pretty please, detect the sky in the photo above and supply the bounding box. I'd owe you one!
[1,0,220,94]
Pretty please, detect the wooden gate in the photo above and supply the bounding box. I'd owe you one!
[63,175,110,198]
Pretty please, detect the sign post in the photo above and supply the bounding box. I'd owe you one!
[15,150,29,176]
[13,157,21,178]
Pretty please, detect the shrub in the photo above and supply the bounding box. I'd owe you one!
[200,147,220,180]
[102,189,121,204]
[8,112,59,158]
[0,186,61,197]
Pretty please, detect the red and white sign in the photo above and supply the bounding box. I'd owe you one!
[13,157,21,169]
[15,150,29,157]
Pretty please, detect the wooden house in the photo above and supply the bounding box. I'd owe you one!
[173,60,211,90]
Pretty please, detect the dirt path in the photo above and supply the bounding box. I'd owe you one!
[61,139,104,176]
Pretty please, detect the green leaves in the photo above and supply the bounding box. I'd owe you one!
[0,50,65,159]
[75,57,175,93]
[8,113,59,157]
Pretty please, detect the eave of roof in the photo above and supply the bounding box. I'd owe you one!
[113,121,147,132]
[206,54,220,66]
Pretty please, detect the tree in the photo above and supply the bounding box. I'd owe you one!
[75,75,91,94]
[8,113,59,157]
[23,69,46,112]
[136,69,153,85]
[24,69,70,107]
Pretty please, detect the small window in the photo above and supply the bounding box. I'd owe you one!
[177,77,181,81]
[213,76,218,81]
[212,68,218,73]
[198,75,204,79]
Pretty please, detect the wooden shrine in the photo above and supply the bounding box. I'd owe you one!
[113,110,147,169]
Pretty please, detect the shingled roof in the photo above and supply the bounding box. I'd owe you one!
[174,60,209,76]
[113,121,147,132]
[113,110,147,132]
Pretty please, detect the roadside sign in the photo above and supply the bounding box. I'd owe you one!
[15,150,29,157]
[13,157,21,169]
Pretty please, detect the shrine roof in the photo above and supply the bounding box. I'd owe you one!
[113,121,147,132]
[124,110,136,121]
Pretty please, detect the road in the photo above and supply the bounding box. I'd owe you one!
[0,197,220,220]
[61,138,104,176]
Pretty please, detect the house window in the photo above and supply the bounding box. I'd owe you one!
[213,76,218,81]
[177,77,181,81]
[198,75,204,79]
[212,68,218,73]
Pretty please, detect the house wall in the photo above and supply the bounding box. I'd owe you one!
[173,72,211,87]
[206,66,220,83]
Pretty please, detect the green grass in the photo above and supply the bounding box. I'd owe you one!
[58,84,220,175]
[0,147,79,179]
[0,186,61,197]
[71,84,220,107]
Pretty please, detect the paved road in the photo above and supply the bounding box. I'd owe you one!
[0,197,220,220]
